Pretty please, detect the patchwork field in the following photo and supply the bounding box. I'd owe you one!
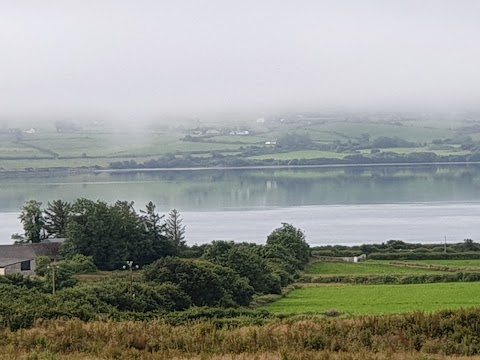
[0,115,474,171]
[263,282,480,315]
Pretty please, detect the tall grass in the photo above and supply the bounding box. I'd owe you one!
[3,309,480,358]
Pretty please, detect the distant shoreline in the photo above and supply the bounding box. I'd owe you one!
[1,161,480,178]
[95,161,480,173]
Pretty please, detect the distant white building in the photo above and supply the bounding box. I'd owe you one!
[206,129,220,135]
[229,130,250,136]
[342,254,367,263]
[24,128,36,134]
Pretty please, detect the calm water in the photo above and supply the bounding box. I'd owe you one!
[1,164,480,245]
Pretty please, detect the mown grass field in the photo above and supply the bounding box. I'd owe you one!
[306,261,447,275]
[263,282,480,315]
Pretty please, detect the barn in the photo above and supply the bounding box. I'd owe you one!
[0,241,64,276]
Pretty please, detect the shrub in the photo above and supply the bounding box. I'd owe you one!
[62,254,97,274]
[35,256,51,276]
[144,257,228,307]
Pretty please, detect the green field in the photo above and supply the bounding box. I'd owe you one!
[307,261,446,275]
[249,150,346,161]
[305,122,455,142]
[264,283,480,315]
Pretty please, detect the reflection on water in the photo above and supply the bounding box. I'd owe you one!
[1,164,480,212]
[2,164,480,245]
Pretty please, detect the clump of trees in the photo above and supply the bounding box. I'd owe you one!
[144,257,254,307]
[14,199,187,269]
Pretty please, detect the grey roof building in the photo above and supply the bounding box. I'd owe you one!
[0,240,64,276]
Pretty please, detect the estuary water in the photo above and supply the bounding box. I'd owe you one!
[1,164,480,246]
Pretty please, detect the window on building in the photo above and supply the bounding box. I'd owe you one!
[20,261,31,271]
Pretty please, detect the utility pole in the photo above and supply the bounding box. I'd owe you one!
[123,261,139,297]
[47,264,59,295]
[444,236,447,253]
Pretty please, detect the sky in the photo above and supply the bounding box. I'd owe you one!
[0,0,479,120]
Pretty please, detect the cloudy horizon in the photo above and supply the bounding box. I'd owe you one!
[1,0,479,121]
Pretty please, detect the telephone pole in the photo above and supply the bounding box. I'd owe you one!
[47,264,59,295]
[123,261,139,297]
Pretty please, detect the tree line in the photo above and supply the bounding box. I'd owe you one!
[109,149,480,170]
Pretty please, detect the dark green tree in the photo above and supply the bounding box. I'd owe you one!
[226,245,281,294]
[18,200,45,243]
[165,209,186,248]
[140,201,176,263]
[63,199,129,269]
[266,223,311,269]
[35,256,51,276]
[11,233,26,244]
[112,201,145,261]
[43,200,72,238]
[201,240,234,264]
[198,260,254,306]
[202,241,282,294]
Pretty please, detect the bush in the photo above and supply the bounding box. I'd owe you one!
[35,256,51,276]
[62,254,98,274]
[144,257,229,307]
[56,281,191,314]
[202,241,283,295]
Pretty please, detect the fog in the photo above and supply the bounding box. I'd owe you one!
[1,0,479,121]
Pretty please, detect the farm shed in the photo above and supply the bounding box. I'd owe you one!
[0,258,35,275]
[0,241,64,276]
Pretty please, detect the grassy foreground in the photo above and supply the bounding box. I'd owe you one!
[263,282,480,315]
[4,309,480,358]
